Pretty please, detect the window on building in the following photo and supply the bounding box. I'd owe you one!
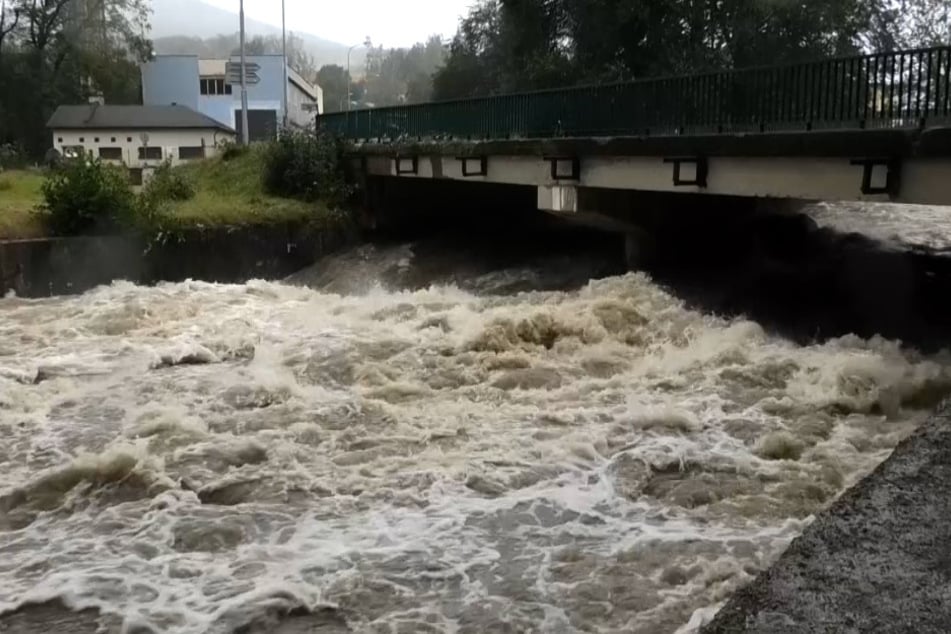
[127,137,133,143]
[138,146,163,160]
[62,146,85,159]
[79,137,85,143]
[200,78,233,96]
[128,168,143,186]
[178,146,205,160]
[99,147,122,160]
[94,137,100,143]
[57,137,63,143]
[111,137,116,143]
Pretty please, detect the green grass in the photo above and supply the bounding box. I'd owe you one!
[163,145,336,229]
[0,170,46,239]
[0,148,342,239]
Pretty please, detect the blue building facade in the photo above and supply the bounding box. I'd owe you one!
[141,55,321,141]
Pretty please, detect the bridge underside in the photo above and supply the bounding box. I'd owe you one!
[353,128,951,208]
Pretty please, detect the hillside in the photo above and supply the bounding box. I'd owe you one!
[150,0,353,67]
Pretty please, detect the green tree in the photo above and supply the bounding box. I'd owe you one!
[362,36,446,106]
[230,33,318,81]
[316,64,350,113]
[432,0,939,101]
[0,0,151,158]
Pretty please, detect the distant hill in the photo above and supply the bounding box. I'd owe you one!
[150,0,354,67]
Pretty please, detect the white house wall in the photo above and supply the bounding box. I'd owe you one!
[52,128,235,168]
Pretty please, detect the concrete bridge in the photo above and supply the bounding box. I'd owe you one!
[319,45,951,216]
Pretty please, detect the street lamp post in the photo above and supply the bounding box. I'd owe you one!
[239,0,249,145]
[281,0,288,130]
[346,37,372,113]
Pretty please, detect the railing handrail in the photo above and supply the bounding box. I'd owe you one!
[321,44,951,141]
[323,44,951,118]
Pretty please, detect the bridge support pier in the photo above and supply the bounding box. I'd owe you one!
[624,229,655,271]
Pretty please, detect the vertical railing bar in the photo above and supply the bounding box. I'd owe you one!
[926,49,935,119]
[777,66,783,125]
[941,48,948,116]
[761,67,767,127]
[748,69,755,127]
[823,58,832,121]
[849,59,862,121]
[778,66,786,124]
[768,67,777,126]
[942,47,951,116]
[832,57,840,123]
[897,53,905,123]
[787,65,794,124]
[840,58,847,121]
[846,57,855,122]
[833,60,841,122]
[795,63,803,124]
[840,58,847,122]
[882,56,896,126]
[916,50,924,119]
[697,73,706,128]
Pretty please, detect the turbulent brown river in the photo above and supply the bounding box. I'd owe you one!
[2,204,951,633]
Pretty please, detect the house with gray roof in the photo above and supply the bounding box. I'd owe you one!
[46,103,236,183]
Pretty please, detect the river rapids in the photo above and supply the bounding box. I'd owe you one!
[2,218,951,633]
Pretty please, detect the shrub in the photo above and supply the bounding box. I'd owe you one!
[220,141,249,162]
[0,143,26,170]
[262,127,350,205]
[41,157,137,235]
[142,160,195,204]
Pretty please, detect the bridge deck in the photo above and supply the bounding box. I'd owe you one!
[348,127,951,159]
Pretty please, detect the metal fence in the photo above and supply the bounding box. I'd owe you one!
[318,45,951,142]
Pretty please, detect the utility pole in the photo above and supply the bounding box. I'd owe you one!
[282,0,289,130]
[239,0,250,145]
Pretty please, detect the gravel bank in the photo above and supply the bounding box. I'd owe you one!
[704,399,951,633]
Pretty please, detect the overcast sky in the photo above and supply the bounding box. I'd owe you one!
[202,0,474,48]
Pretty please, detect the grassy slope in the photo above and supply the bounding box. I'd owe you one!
[164,146,334,229]
[0,147,337,239]
[0,170,46,239]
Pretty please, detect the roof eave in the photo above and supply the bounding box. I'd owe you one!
[47,124,236,132]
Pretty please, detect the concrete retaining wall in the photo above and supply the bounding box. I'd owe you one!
[0,224,356,298]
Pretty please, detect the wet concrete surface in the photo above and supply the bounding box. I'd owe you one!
[704,399,951,634]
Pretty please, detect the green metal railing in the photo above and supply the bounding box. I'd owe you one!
[318,45,951,142]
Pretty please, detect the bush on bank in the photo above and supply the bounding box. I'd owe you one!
[41,157,137,235]
[262,127,351,206]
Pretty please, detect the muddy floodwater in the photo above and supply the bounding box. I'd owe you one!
[2,207,951,633]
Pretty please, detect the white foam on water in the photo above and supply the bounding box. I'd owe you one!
[807,202,951,250]
[0,272,948,633]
